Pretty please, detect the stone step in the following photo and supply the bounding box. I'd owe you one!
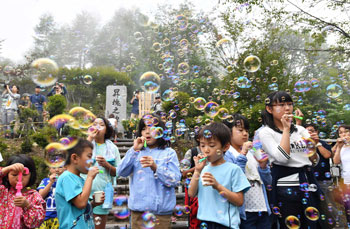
[106,221,188,229]
[115,142,134,147]
[115,138,134,143]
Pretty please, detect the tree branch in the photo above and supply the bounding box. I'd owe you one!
[286,0,350,39]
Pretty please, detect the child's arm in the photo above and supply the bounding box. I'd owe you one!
[38,174,56,198]
[1,163,24,176]
[71,167,99,209]
[117,137,144,177]
[188,154,207,198]
[21,191,46,228]
[143,149,181,187]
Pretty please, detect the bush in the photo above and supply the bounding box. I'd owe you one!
[21,138,33,154]
[47,94,67,117]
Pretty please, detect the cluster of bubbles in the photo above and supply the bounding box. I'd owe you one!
[44,107,96,167]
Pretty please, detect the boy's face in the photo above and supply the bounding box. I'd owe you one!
[74,147,93,174]
[49,167,60,175]
[231,121,249,147]
[199,137,229,163]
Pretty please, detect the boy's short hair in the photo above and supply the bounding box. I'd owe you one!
[198,122,231,148]
[65,139,93,165]
[223,113,250,131]
[304,123,318,131]
[108,114,115,118]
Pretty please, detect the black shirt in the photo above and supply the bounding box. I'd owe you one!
[313,140,332,181]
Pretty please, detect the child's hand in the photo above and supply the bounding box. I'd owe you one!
[241,141,253,156]
[281,114,292,130]
[133,137,146,151]
[201,172,219,189]
[96,156,108,168]
[193,154,206,173]
[87,129,99,141]
[49,173,57,183]
[140,156,157,172]
[87,166,99,179]
[92,192,105,207]
[7,163,25,174]
[14,196,30,208]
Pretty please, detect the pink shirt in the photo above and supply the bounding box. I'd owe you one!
[0,168,46,229]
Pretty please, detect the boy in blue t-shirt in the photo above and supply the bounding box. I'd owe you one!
[189,122,251,228]
[37,166,65,228]
[56,139,105,229]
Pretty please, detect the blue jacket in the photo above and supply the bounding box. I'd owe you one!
[117,147,181,215]
[224,146,272,220]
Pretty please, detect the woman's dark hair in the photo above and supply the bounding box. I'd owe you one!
[223,113,250,131]
[65,138,94,165]
[98,116,114,140]
[261,91,297,134]
[12,85,19,93]
[198,122,231,149]
[338,125,350,135]
[2,154,37,189]
[137,113,169,149]
[304,123,318,131]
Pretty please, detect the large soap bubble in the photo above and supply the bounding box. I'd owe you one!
[140,71,161,93]
[243,55,261,73]
[30,58,58,87]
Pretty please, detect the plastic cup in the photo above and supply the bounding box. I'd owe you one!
[201,173,209,186]
[94,191,104,203]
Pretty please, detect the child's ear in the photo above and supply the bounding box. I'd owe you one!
[71,153,78,163]
[266,105,273,114]
[223,143,230,152]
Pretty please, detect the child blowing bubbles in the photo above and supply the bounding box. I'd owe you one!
[0,154,46,228]
[188,122,250,229]
[117,114,181,228]
[37,166,66,229]
[56,139,105,229]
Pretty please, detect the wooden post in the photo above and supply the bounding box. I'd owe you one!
[139,92,155,118]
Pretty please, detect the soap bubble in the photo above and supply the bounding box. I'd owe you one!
[302,138,316,157]
[243,55,261,73]
[179,39,189,49]
[174,205,184,216]
[310,78,320,88]
[178,62,190,75]
[305,207,320,221]
[162,89,175,102]
[59,137,78,150]
[142,212,157,228]
[48,114,75,129]
[200,222,208,229]
[216,38,235,60]
[319,132,326,138]
[193,97,207,110]
[69,107,96,129]
[152,42,162,52]
[114,195,128,206]
[326,84,343,99]
[140,71,161,93]
[44,143,66,168]
[272,207,280,215]
[237,76,252,88]
[151,127,164,139]
[134,31,143,40]
[94,216,101,225]
[204,102,219,118]
[184,205,191,214]
[204,130,212,138]
[285,215,300,229]
[114,208,130,219]
[217,108,229,120]
[294,81,311,93]
[30,58,58,87]
[3,65,14,74]
[180,159,191,171]
[268,83,278,91]
[83,75,92,85]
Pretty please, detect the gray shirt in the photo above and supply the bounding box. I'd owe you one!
[2,91,20,110]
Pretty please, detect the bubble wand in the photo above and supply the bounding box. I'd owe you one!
[13,167,29,228]
[293,115,303,120]
[199,157,207,163]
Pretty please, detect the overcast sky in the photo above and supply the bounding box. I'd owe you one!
[0,0,216,63]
